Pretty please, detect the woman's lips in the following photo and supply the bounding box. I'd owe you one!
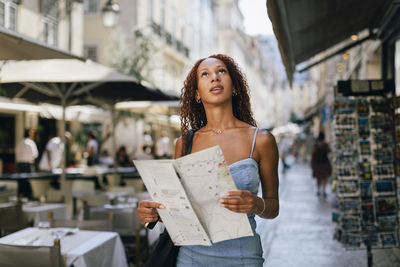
[210,87,223,93]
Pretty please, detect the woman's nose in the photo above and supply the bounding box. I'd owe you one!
[211,72,220,82]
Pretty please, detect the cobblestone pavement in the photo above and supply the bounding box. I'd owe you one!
[255,162,400,267]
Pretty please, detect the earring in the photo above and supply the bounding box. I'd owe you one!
[233,91,238,96]
[196,98,201,103]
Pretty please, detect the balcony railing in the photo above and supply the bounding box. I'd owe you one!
[150,21,190,58]
[151,21,162,37]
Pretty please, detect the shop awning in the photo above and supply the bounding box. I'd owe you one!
[0,26,84,60]
[266,0,395,84]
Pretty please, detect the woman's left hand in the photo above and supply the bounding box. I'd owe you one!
[219,190,256,213]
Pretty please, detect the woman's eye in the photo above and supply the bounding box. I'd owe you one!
[201,72,208,77]
[219,69,226,74]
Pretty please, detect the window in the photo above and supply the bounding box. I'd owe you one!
[8,2,15,30]
[147,0,153,22]
[84,45,98,62]
[160,0,165,28]
[0,0,18,31]
[84,0,98,14]
[0,2,5,27]
[179,17,185,43]
[171,7,176,45]
[43,16,57,46]
[41,0,58,46]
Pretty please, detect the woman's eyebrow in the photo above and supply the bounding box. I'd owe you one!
[198,65,224,72]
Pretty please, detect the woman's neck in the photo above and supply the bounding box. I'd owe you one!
[203,103,238,130]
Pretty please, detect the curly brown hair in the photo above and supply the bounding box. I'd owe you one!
[179,54,257,153]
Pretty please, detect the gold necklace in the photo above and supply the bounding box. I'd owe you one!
[211,129,223,135]
[201,126,252,135]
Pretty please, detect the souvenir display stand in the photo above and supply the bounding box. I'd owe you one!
[331,80,399,267]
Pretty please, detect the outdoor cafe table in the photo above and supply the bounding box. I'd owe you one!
[0,167,141,190]
[0,172,102,191]
[23,202,69,226]
[0,227,128,267]
[88,203,162,245]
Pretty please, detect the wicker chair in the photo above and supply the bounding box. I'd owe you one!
[0,240,64,267]
[0,202,29,237]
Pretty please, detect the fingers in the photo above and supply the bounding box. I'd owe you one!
[220,190,255,213]
[225,190,252,198]
[137,200,165,223]
[138,201,165,209]
[220,202,253,213]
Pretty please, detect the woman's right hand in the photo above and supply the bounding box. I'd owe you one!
[137,200,165,223]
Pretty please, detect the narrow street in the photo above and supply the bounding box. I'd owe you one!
[256,162,400,267]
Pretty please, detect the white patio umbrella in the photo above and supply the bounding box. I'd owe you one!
[0,59,176,205]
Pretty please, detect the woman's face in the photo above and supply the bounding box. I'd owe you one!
[196,57,234,105]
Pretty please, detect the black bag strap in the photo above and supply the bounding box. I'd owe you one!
[185,129,195,155]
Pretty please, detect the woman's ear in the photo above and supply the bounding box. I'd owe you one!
[195,90,201,102]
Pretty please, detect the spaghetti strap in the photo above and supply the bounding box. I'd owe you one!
[250,128,259,159]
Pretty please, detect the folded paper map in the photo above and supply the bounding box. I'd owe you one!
[134,146,253,246]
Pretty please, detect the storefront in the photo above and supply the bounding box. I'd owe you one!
[267,0,400,263]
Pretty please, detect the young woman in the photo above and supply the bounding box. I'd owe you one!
[138,54,279,266]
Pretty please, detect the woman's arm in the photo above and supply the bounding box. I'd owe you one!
[174,137,183,159]
[219,130,279,219]
[254,130,279,218]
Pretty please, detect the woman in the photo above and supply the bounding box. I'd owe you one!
[138,54,279,266]
[311,132,332,198]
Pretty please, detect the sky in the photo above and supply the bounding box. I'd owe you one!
[239,0,274,36]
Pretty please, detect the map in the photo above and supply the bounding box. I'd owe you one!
[134,146,253,246]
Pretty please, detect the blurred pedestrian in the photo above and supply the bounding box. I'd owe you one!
[116,145,131,166]
[278,134,293,173]
[138,54,279,266]
[15,128,38,198]
[39,132,72,171]
[311,132,332,198]
[155,131,171,159]
[143,130,153,147]
[86,130,99,166]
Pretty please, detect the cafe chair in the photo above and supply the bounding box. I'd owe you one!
[71,180,96,195]
[107,185,135,195]
[124,179,145,192]
[77,194,110,220]
[0,241,64,267]
[105,173,121,187]
[45,189,64,203]
[51,216,114,232]
[0,202,29,237]
[29,180,51,201]
[0,181,17,202]
[131,191,151,202]
[49,210,114,231]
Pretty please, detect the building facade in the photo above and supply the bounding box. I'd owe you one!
[0,0,84,173]
[1,0,84,55]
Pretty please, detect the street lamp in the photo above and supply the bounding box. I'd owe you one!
[102,0,120,27]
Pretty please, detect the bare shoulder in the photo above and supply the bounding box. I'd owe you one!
[174,136,183,159]
[256,129,277,148]
[255,129,279,161]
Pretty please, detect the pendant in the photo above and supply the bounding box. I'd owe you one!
[212,129,223,134]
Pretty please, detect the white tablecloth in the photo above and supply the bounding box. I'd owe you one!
[0,227,128,267]
[23,203,69,225]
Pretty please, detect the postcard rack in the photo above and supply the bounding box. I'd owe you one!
[331,80,399,266]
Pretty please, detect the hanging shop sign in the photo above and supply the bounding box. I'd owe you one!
[336,79,394,96]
